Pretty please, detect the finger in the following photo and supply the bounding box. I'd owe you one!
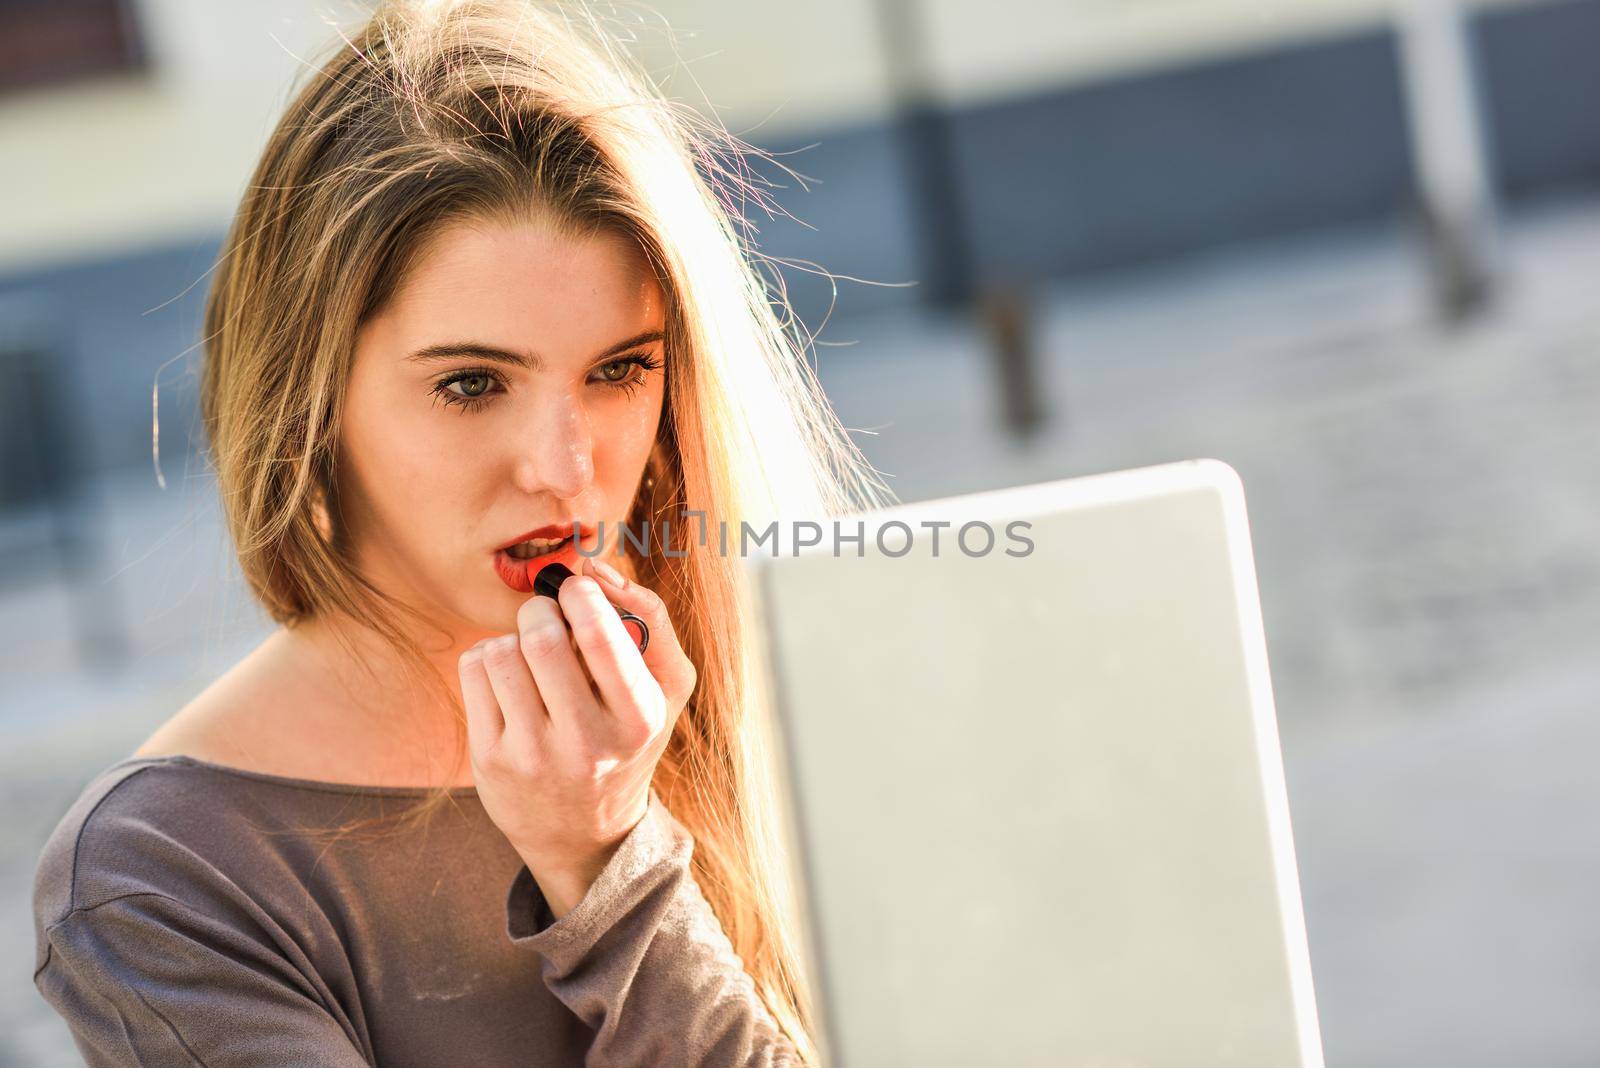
[579,557,698,707]
[457,643,505,755]
[557,574,651,719]
[478,632,549,742]
[515,593,599,733]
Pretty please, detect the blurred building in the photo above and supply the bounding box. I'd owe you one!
[4,0,1600,479]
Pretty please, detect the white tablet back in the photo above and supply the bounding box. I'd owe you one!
[744,459,1323,1067]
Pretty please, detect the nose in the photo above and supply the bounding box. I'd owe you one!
[512,391,595,500]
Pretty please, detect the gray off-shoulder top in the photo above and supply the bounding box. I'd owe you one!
[31,754,799,1066]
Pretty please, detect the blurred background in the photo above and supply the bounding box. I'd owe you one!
[3,0,1597,1064]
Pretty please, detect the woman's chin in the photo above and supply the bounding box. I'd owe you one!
[419,562,532,635]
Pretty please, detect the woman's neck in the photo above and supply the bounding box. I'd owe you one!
[272,613,478,789]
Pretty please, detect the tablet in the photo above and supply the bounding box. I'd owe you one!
[743,458,1325,1066]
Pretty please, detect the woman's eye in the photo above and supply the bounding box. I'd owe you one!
[450,374,493,397]
[430,370,502,411]
[432,353,660,413]
[595,352,663,396]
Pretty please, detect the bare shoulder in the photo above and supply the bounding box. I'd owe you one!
[130,626,471,789]
[132,629,310,769]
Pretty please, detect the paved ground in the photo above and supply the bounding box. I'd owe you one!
[4,196,1599,1066]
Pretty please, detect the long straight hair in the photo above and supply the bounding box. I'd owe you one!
[198,0,894,1060]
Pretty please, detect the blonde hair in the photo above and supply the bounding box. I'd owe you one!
[196,0,893,1060]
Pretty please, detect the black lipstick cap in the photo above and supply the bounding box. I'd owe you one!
[533,562,576,600]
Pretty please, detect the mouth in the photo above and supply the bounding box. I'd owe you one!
[503,534,575,560]
[491,525,595,593]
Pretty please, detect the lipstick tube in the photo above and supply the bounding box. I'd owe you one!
[532,562,650,653]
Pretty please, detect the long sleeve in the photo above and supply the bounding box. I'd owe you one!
[505,790,804,1067]
[35,891,374,1067]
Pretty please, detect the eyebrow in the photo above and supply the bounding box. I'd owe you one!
[405,329,665,370]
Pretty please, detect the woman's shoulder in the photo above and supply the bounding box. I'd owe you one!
[35,647,305,908]
[31,751,277,933]
[31,752,237,979]
[130,625,476,790]
[29,751,386,1066]
[28,742,422,980]
[129,626,292,770]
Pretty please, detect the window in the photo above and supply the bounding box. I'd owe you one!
[0,0,146,94]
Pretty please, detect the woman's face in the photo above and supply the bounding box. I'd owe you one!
[338,216,667,636]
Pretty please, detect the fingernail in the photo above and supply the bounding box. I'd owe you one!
[588,557,628,590]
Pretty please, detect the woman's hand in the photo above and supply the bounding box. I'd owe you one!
[457,557,697,919]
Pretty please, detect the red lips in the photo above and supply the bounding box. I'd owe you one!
[497,521,592,552]
[491,525,594,593]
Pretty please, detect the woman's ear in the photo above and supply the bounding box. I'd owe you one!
[622,441,676,584]
[312,462,345,549]
[631,441,667,520]
[311,484,333,543]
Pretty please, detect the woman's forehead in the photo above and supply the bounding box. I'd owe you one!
[406,217,655,297]
[372,218,664,356]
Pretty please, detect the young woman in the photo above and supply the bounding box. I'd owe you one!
[31,1,891,1064]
